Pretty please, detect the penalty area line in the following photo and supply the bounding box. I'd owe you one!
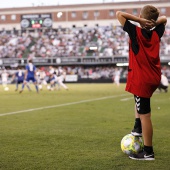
[0,94,129,117]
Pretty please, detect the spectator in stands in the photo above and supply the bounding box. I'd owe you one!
[0,24,169,58]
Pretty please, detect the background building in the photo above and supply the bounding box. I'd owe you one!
[0,0,169,30]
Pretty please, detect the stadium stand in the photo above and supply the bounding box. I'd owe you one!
[0,25,170,59]
[0,0,169,83]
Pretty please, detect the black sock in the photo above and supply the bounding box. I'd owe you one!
[134,118,141,129]
[144,145,153,154]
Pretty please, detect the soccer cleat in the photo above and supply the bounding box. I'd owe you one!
[129,151,155,160]
[19,90,23,93]
[131,128,142,137]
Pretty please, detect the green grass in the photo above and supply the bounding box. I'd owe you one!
[0,84,169,170]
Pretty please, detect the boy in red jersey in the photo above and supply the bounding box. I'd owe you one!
[116,5,167,160]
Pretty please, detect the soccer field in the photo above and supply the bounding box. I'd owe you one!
[0,83,169,170]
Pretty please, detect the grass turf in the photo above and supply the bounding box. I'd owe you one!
[0,83,169,170]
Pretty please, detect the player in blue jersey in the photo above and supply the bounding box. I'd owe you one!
[11,67,31,91]
[19,60,39,93]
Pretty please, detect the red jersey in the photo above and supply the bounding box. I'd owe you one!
[124,22,164,98]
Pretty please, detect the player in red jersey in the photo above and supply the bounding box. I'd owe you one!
[116,5,167,160]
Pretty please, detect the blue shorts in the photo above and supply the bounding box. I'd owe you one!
[26,77,36,83]
[17,80,24,84]
[49,77,56,82]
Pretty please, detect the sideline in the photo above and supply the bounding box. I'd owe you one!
[0,94,129,117]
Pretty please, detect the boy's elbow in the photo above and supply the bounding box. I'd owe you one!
[162,16,167,24]
[116,11,121,18]
[116,11,125,26]
[157,15,167,25]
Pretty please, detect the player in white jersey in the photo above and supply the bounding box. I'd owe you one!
[1,69,9,88]
[36,68,47,90]
[158,74,169,93]
[113,68,121,87]
[48,66,57,91]
[55,67,68,90]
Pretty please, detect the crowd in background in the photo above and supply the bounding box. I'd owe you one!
[0,24,170,59]
[1,65,170,83]
[0,66,124,81]
[0,24,170,85]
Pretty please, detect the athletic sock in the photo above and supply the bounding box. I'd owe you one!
[35,85,39,92]
[27,85,31,91]
[134,118,141,129]
[22,84,25,90]
[144,145,153,154]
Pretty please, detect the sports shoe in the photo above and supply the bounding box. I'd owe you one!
[19,90,23,93]
[131,128,142,137]
[129,151,155,160]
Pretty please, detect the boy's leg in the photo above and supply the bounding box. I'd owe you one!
[129,96,154,160]
[60,81,68,90]
[131,105,142,137]
[34,82,39,93]
[15,81,19,91]
[26,84,31,91]
[19,82,26,93]
[129,112,154,160]
[161,85,168,92]
[140,113,153,147]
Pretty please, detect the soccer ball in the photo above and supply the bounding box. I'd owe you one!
[4,87,9,91]
[38,85,42,90]
[47,85,51,90]
[121,134,143,155]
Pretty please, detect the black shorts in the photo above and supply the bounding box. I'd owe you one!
[134,95,151,114]
[17,80,24,84]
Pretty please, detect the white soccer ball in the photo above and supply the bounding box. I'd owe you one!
[121,134,143,155]
[38,85,42,90]
[4,87,9,91]
[47,85,51,90]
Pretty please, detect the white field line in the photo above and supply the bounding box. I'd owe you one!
[0,94,130,117]
[120,92,159,102]
[120,97,134,101]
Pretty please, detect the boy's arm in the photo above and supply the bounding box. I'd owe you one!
[116,11,154,28]
[153,16,167,38]
[154,16,167,26]
[10,74,16,83]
